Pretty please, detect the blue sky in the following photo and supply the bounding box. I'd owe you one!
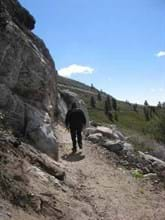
[20,0,165,105]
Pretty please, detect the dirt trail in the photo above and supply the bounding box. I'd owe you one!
[56,124,165,220]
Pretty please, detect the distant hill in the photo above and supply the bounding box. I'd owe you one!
[58,75,98,94]
[58,75,165,149]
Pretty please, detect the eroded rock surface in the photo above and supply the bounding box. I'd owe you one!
[0,0,58,158]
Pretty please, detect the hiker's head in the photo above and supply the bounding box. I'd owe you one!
[71,102,77,109]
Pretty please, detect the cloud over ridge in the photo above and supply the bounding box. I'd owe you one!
[156,51,165,57]
[58,64,94,77]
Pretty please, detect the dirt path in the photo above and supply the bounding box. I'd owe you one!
[56,124,165,220]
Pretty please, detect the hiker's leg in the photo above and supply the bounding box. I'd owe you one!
[70,128,77,151]
[77,128,82,149]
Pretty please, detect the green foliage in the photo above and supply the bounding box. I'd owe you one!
[131,169,144,179]
[112,98,117,111]
[143,106,150,121]
[97,92,102,101]
[133,104,138,112]
[90,96,96,108]
[129,135,154,152]
[114,111,118,121]
[58,77,165,146]
[144,100,149,106]
[104,95,112,115]
[145,113,165,143]
[107,111,114,122]
[157,101,162,109]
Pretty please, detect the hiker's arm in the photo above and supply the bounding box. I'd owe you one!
[65,111,70,128]
[81,111,86,127]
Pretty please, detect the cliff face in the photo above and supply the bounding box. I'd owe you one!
[0,0,58,159]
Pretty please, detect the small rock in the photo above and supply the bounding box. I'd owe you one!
[123,142,134,152]
[84,127,97,137]
[87,133,103,143]
[102,140,123,154]
[144,173,157,179]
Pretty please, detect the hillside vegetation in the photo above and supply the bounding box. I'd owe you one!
[58,75,165,155]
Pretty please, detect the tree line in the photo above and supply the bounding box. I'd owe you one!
[90,91,118,122]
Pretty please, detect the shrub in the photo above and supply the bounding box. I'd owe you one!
[146,113,165,143]
[90,96,96,108]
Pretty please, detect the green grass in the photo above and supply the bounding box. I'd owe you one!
[58,79,165,148]
[116,111,147,133]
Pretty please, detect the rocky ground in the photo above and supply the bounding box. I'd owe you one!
[57,124,165,220]
[0,125,165,220]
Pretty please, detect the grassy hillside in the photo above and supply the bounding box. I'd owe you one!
[58,75,165,148]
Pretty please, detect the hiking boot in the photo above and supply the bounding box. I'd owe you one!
[72,147,77,153]
[79,144,83,149]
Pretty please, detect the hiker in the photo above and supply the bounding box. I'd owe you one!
[65,102,86,153]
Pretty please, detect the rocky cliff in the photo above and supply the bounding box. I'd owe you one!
[0,0,58,159]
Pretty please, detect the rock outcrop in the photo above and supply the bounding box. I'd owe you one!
[0,131,68,219]
[0,0,58,159]
[58,89,89,126]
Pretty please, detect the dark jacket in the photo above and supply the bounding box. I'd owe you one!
[65,108,86,129]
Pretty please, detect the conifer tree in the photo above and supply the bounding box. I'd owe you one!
[90,96,96,108]
[112,98,117,111]
[97,92,102,101]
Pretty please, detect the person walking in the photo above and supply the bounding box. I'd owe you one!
[65,102,86,153]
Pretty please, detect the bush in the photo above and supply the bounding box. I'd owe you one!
[146,113,165,143]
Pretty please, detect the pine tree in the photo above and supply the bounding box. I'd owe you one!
[104,95,112,115]
[90,96,96,108]
[112,98,117,111]
[144,100,149,106]
[143,106,150,121]
[133,104,138,112]
[157,101,162,109]
[97,92,102,101]
[104,100,109,115]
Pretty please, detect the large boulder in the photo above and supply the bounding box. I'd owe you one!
[57,92,68,122]
[0,0,35,30]
[0,0,58,159]
[96,126,119,139]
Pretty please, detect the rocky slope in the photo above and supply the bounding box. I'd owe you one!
[1,125,165,220]
[0,1,165,220]
[0,0,58,159]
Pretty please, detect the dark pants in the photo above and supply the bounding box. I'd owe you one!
[70,127,82,149]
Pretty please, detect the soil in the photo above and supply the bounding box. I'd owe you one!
[0,124,165,220]
[56,124,165,220]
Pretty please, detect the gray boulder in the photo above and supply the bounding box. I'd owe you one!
[57,92,68,122]
[0,0,58,159]
[123,142,134,153]
[88,133,103,144]
[84,127,97,137]
[138,151,165,171]
[25,106,59,160]
[113,130,125,141]
[96,126,118,139]
[102,140,123,154]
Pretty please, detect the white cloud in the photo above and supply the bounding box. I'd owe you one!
[58,64,94,77]
[156,51,165,57]
[151,88,165,93]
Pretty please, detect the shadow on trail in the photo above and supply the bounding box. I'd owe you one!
[62,152,85,162]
